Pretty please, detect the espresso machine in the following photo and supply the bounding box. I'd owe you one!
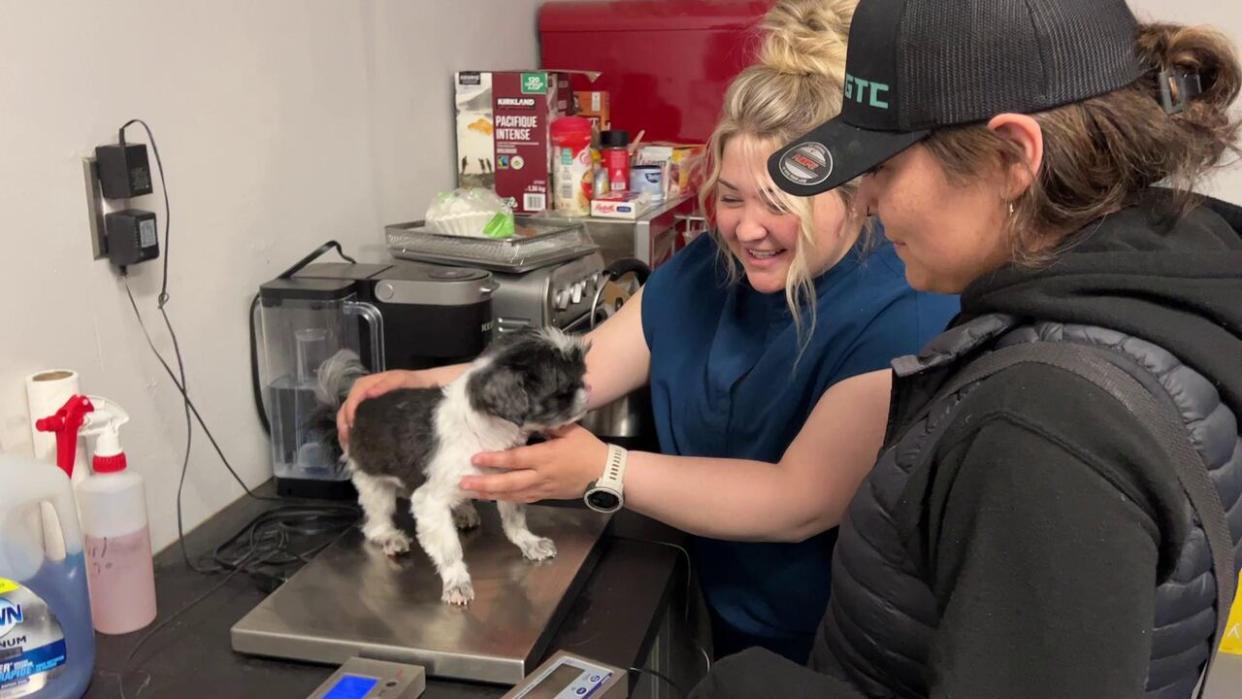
[253,243,495,498]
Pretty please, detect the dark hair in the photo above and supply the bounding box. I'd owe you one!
[924,23,1241,265]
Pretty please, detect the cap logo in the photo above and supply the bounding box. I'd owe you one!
[845,73,890,110]
[778,142,833,187]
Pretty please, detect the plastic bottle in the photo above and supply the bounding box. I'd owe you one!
[0,454,95,699]
[550,116,595,216]
[600,130,630,193]
[75,398,157,635]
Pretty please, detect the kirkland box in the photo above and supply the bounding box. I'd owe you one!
[455,70,594,214]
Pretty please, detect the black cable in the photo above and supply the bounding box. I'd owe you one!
[115,503,359,697]
[248,294,270,435]
[211,504,357,580]
[122,277,276,504]
[116,558,250,699]
[628,666,688,698]
[118,119,172,308]
[610,535,710,672]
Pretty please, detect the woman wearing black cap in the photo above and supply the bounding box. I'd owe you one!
[693,0,1242,697]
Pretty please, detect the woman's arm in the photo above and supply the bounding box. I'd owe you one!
[466,369,892,542]
[338,287,652,442]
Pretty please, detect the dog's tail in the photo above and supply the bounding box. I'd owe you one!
[314,349,368,409]
[306,349,368,461]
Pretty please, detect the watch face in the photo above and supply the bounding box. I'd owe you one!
[586,490,620,511]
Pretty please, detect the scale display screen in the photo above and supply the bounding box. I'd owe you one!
[322,674,380,699]
[514,660,612,699]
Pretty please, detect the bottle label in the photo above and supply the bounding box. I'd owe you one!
[0,578,68,698]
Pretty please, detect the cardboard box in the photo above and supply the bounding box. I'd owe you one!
[590,191,655,220]
[455,71,561,214]
[455,70,599,215]
[636,142,704,198]
[574,90,610,132]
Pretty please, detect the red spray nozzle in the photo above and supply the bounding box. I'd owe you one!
[35,394,95,477]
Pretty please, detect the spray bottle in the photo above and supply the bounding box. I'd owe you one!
[72,396,157,635]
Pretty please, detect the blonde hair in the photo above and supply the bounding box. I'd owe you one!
[697,0,859,345]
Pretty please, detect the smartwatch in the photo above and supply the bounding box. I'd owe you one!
[584,444,628,513]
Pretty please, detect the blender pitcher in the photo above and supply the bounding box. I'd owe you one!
[256,276,383,498]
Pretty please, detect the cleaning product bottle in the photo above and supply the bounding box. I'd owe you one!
[74,397,157,635]
[0,453,95,699]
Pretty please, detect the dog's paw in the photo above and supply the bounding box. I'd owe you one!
[441,580,475,606]
[520,537,557,562]
[371,531,411,557]
[452,504,482,531]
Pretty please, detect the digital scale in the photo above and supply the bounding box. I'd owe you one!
[309,657,426,699]
[501,651,627,699]
[231,505,611,685]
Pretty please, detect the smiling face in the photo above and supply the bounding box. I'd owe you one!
[713,135,854,294]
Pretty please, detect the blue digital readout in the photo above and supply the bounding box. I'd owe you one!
[323,674,380,699]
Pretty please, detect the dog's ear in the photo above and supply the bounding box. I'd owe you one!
[482,327,539,357]
[466,362,530,426]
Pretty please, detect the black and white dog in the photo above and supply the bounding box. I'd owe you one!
[314,328,589,605]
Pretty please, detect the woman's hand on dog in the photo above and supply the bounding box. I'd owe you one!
[336,370,424,447]
[463,425,609,503]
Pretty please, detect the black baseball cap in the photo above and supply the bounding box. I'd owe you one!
[769,0,1145,196]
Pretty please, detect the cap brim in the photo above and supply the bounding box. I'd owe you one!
[768,116,929,197]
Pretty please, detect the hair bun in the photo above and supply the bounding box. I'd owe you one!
[758,0,855,83]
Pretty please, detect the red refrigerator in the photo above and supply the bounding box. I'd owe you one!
[538,0,775,145]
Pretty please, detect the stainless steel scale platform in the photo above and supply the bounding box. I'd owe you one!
[230,504,610,685]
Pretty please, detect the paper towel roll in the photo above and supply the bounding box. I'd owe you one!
[26,369,88,480]
[24,369,81,562]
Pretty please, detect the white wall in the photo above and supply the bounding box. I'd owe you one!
[1128,0,1242,201]
[0,1,542,552]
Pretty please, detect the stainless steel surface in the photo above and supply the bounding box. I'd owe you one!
[580,388,651,442]
[231,505,610,686]
[367,262,493,306]
[386,220,598,273]
[489,252,605,333]
[82,157,106,260]
[532,195,697,269]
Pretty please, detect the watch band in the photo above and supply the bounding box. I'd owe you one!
[584,444,628,513]
[597,444,627,490]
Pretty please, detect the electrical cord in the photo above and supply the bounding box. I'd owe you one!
[610,535,711,673]
[115,123,358,584]
[628,665,689,698]
[114,504,359,698]
[118,119,172,309]
[211,503,358,588]
[116,555,251,699]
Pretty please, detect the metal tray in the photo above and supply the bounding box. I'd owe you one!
[386,218,598,273]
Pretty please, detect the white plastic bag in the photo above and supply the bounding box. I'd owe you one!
[424,188,515,238]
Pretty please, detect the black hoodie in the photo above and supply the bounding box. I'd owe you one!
[690,193,1242,698]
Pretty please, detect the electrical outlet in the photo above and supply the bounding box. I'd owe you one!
[82,157,108,260]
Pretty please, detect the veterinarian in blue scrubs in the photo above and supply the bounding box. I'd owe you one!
[339,0,957,664]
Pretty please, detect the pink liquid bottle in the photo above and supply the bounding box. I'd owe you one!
[75,397,157,635]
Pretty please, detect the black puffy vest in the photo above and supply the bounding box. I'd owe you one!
[812,313,1242,698]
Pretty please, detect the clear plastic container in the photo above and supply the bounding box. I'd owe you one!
[256,282,383,484]
[385,218,598,273]
[0,455,95,699]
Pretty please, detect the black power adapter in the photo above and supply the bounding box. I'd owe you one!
[94,138,160,268]
[95,143,153,199]
[104,209,160,267]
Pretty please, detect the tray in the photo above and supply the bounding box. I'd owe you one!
[385,218,598,273]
